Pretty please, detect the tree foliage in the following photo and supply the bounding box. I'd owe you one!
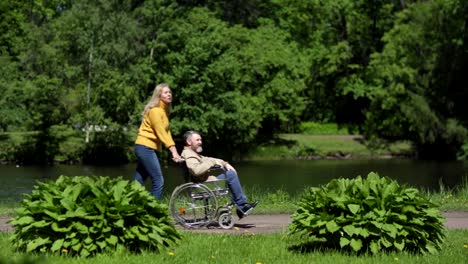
[0,0,466,163]
[343,0,468,159]
[148,7,308,157]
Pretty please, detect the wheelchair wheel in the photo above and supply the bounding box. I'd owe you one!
[218,212,234,229]
[170,183,217,228]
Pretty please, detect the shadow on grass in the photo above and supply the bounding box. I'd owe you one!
[0,256,46,264]
[288,242,343,254]
[256,135,298,148]
[288,241,420,256]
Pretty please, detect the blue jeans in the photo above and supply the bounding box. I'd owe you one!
[216,170,247,206]
[134,144,164,199]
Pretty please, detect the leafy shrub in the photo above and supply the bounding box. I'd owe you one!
[288,172,445,254]
[10,176,181,257]
[294,144,317,158]
[457,141,468,160]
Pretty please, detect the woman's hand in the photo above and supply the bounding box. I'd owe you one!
[169,145,182,162]
[172,155,183,163]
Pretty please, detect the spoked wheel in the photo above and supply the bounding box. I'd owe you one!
[170,183,217,228]
[218,212,235,229]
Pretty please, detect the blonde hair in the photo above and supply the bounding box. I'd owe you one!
[142,83,171,116]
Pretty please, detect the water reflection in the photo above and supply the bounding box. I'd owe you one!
[0,159,466,202]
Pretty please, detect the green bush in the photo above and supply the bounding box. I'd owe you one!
[288,172,445,255]
[457,141,468,160]
[294,144,317,158]
[9,176,181,257]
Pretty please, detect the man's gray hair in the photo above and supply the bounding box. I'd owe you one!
[183,130,200,145]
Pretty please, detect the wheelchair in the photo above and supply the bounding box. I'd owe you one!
[169,165,236,229]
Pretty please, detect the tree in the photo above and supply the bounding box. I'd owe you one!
[1,0,150,163]
[271,0,413,125]
[146,7,309,158]
[344,0,468,159]
[0,1,30,131]
[175,0,278,27]
[48,0,148,163]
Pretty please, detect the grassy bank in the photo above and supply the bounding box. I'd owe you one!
[244,179,468,213]
[245,178,468,212]
[1,179,467,217]
[246,134,414,160]
[2,132,414,165]
[0,201,16,217]
[1,230,467,263]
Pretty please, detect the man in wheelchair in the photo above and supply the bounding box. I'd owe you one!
[181,130,259,219]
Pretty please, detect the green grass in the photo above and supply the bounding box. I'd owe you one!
[246,134,413,160]
[1,180,467,263]
[1,179,467,218]
[0,201,17,217]
[1,230,467,263]
[157,187,297,215]
[299,122,352,135]
[422,177,468,211]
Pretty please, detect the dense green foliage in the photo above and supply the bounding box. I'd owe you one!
[0,0,467,163]
[9,175,181,257]
[343,0,468,160]
[289,172,445,254]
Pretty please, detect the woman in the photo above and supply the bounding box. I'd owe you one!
[134,83,181,199]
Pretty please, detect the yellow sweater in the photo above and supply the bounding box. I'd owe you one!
[135,102,175,151]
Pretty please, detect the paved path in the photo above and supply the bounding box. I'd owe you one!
[181,211,468,234]
[1,211,467,234]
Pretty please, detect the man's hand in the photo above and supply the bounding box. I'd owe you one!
[225,163,236,172]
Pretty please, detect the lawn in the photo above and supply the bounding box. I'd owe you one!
[246,134,413,160]
[1,230,467,264]
[1,177,467,263]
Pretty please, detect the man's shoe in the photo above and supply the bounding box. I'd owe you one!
[236,200,259,219]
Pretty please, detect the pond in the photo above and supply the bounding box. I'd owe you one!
[1,159,467,202]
